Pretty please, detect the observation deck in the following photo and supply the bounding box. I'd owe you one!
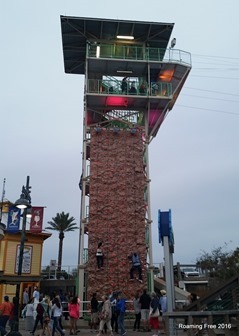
[61,16,191,138]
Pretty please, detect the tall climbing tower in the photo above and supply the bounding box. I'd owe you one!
[60,17,191,300]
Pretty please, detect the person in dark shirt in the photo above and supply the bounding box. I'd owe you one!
[121,77,128,94]
[91,293,99,332]
[139,289,151,331]
[129,82,137,95]
[110,292,119,333]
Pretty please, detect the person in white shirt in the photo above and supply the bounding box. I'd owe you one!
[51,297,65,336]
[32,287,40,302]
[22,298,34,331]
[22,288,29,309]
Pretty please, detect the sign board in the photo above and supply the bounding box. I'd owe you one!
[15,245,32,274]
[50,259,57,270]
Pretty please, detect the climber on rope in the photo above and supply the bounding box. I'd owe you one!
[96,242,104,270]
[128,252,143,283]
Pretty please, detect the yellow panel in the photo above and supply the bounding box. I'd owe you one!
[4,241,16,274]
[4,241,42,276]
[31,244,42,275]
[0,241,6,270]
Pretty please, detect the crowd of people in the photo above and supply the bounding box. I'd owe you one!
[0,287,168,336]
[90,289,168,336]
[0,287,80,336]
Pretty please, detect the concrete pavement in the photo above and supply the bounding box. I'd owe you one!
[5,319,196,336]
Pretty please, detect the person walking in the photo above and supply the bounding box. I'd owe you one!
[22,288,29,310]
[110,292,118,333]
[0,296,13,335]
[97,296,113,336]
[90,293,99,332]
[139,289,151,332]
[159,290,167,334]
[41,297,51,336]
[117,293,126,336]
[51,297,65,336]
[30,299,44,335]
[149,292,160,336]
[133,292,141,331]
[22,298,35,331]
[68,296,80,335]
[32,287,40,303]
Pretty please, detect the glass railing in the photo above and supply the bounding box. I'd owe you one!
[83,247,88,264]
[41,265,77,279]
[88,79,172,97]
[87,44,191,66]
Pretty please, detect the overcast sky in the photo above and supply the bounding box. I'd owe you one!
[1,1,239,269]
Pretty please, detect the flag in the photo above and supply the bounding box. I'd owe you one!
[7,206,21,233]
[29,207,44,233]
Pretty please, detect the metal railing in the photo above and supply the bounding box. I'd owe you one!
[88,79,172,97]
[41,265,77,280]
[164,310,239,336]
[87,44,192,66]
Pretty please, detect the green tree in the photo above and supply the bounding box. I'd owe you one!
[196,242,239,282]
[45,212,78,271]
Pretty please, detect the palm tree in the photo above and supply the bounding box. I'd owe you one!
[45,212,78,271]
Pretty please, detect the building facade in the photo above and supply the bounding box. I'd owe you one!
[0,201,51,302]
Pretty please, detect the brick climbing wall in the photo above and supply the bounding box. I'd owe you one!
[87,128,148,300]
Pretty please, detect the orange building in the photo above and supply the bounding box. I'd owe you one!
[0,201,51,302]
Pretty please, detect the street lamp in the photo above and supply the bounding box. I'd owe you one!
[12,176,31,333]
[0,178,6,240]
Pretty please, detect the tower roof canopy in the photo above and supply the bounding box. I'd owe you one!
[60,16,174,74]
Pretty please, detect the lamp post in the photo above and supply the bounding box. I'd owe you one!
[12,176,31,334]
[0,178,6,240]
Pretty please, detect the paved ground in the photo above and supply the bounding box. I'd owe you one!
[7,319,210,336]
[6,320,167,336]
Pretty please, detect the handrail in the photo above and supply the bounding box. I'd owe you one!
[87,43,192,66]
[88,79,172,97]
[164,310,239,336]
[185,275,239,312]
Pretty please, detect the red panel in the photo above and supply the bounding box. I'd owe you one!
[106,96,128,106]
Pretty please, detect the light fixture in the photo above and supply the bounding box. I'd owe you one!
[117,35,134,40]
[170,37,176,49]
[117,70,133,74]
[96,46,100,58]
[20,207,32,218]
[26,208,32,218]
[15,197,31,209]
[15,179,31,209]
